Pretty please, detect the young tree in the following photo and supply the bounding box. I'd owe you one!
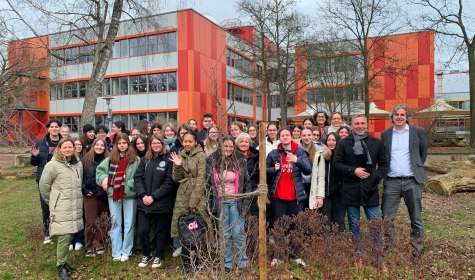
[5,0,161,132]
[317,0,404,120]
[409,0,475,147]
[237,0,310,127]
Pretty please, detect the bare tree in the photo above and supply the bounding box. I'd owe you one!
[317,0,404,120]
[4,0,162,132]
[409,0,475,147]
[237,0,310,127]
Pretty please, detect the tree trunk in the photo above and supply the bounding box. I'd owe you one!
[424,169,475,196]
[79,0,124,131]
[468,44,475,149]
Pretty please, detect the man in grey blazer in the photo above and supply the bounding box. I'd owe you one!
[381,104,428,265]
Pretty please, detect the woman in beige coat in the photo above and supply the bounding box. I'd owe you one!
[39,138,83,280]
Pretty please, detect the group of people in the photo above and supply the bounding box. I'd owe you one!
[31,104,427,278]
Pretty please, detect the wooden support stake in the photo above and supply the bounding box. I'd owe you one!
[258,122,267,280]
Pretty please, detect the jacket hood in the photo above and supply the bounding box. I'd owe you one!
[51,154,80,165]
[322,145,332,161]
[277,141,299,154]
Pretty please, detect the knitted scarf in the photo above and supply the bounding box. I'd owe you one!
[352,131,372,165]
[109,156,129,201]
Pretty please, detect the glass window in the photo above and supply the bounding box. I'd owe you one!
[50,85,57,100]
[95,115,105,127]
[111,78,120,95]
[78,81,87,97]
[119,77,129,95]
[148,34,164,54]
[64,83,73,98]
[63,116,80,132]
[148,74,158,92]
[130,37,146,56]
[112,41,121,59]
[168,111,178,123]
[130,114,140,127]
[120,39,129,57]
[100,79,110,97]
[130,76,139,94]
[157,73,167,91]
[166,32,177,52]
[168,72,177,91]
[113,114,129,127]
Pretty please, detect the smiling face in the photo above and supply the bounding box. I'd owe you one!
[267,124,278,140]
[312,130,320,143]
[164,126,175,139]
[86,130,96,140]
[135,138,145,152]
[93,140,106,155]
[331,113,343,127]
[392,108,408,129]
[292,127,301,139]
[237,137,251,152]
[188,120,197,131]
[223,139,235,157]
[150,138,163,154]
[203,117,213,129]
[183,134,197,152]
[326,134,337,150]
[316,113,327,126]
[300,129,312,145]
[230,124,242,138]
[338,128,349,139]
[351,116,368,136]
[60,126,70,138]
[152,127,161,135]
[59,140,75,158]
[48,122,60,137]
[208,127,219,141]
[111,124,121,135]
[248,126,257,138]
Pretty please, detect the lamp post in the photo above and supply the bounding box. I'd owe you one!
[102,96,114,132]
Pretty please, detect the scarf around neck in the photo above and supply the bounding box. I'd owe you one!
[352,132,372,165]
[109,156,129,201]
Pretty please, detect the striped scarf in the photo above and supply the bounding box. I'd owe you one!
[108,156,129,201]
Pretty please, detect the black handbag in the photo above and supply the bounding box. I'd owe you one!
[178,212,208,249]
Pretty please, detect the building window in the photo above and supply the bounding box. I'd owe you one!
[62,116,80,132]
[226,49,253,74]
[79,81,87,97]
[168,72,177,91]
[157,73,167,91]
[227,83,253,105]
[130,75,147,94]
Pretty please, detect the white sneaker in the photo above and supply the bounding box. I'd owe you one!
[291,258,306,267]
[74,243,83,251]
[172,246,182,257]
[271,258,283,267]
[138,256,153,267]
[43,236,52,244]
[151,257,163,268]
[120,255,129,262]
[69,244,74,251]
[113,256,121,261]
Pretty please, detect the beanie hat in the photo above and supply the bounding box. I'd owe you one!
[83,124,96,134]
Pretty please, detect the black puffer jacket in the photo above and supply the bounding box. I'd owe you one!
[244,146,259,216]
[134,153,175,214]
[81,154,107,201]
[30,133,62,182]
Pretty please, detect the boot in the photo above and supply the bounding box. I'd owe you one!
[64,263,77,274]
[57,264,70,280]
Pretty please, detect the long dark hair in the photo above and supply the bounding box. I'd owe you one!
[109,133,137,164]
[324,132,341,152]
[82,137,109,173]
[132,134,148,158]
[211,136,242,171]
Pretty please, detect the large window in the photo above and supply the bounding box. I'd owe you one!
[227,49,253,73]
[52,31,177,66]
[306,86,364,104]
[270,94,294,108]
[227,83,253,105]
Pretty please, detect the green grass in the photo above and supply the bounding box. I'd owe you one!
[1,177,474,279]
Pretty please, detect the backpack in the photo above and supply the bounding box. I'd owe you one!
[178,212,208,249]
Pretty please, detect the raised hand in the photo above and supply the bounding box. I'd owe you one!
[31,145,40,157]
[169,152,182,166]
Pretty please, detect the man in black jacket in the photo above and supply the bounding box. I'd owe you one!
[30,119,63,244]
[196,113,214,143]
[333,115,389,272]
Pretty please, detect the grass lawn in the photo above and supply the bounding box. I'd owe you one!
[1,177,474,279]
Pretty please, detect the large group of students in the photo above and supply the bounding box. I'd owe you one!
[31,104,427,279]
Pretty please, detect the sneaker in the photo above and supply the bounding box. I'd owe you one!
[74,242,83,251]
[95,248,105,255]
[151,257,163,268]
[69,244,74,251]
[138,256,153,267]
[85,250,95,257]
[271,258,283,267]
[291,258,306,267]
[113,256,121,261]
[120,255,129,262]
[43,236,52,244]
[172,246,182,257]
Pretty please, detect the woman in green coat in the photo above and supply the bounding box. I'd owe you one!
[169,131,208,273]
[39,138,83,280]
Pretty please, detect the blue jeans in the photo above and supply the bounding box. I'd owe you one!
[223,201,248,269]
[347,205,383,262]
[108,197,137,258]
